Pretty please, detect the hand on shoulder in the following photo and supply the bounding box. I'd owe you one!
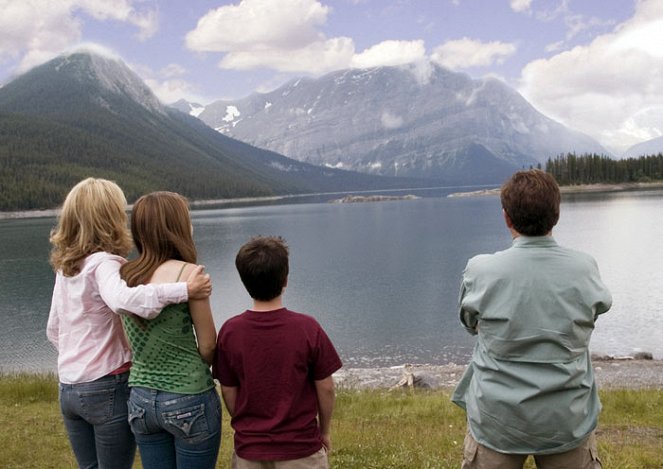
[184,264,212,300]
[150,261,212,299]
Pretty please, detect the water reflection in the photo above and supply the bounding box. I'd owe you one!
[556,190,663,358]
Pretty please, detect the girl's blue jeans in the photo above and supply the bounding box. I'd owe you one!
[59,371,136,469]
[128,386,221,469]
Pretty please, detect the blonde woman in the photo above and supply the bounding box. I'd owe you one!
[120,191,220,469]
[47,178,211,469]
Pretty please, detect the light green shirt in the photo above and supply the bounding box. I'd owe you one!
[123,302,214,394]
[452,236,612,455]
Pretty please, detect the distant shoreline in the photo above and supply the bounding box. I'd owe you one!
[447,181,663,198]
[0,185,469,220]
[0,195,289,221]
[3,181,663,220]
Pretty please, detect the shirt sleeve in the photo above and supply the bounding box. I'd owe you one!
[95,257,188,319]
[589,259,613,319]
[46,275,61,349]
[459,276,479,336]
[213,327,239,386]
[311,326,343,381]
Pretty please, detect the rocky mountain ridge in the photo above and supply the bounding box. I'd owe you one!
[185,64,609,184]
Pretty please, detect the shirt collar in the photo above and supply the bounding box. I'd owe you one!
[512,235,558,248]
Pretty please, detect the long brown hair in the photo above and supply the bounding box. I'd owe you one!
[49,178,132,276]
[120,191,197,287]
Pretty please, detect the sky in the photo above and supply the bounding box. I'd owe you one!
[1,0,662,155]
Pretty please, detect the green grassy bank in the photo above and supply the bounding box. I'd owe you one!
[2,373,662,468]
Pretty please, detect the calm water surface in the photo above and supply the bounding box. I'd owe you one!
[1,188,662,372]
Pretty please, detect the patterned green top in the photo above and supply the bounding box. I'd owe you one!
[123,299,213,394]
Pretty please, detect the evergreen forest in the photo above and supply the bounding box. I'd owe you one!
[545,153,663,185]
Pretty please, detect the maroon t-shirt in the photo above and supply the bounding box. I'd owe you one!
[213,308,342,461]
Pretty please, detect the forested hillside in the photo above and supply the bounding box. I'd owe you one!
[0,52,422,211]
[546,153,663,185]
[0,111,276,210]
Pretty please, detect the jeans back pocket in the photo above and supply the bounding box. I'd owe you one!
[162,403,208,442]
[78,387,115,425]
[128,399,150,435]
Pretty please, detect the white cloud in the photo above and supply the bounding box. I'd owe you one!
[510,0,532,13]
[534,0,570,22]
[66,43,123,61]
[135,60,205,105]
[545,40,565,53]
[185,0,355,74]
[0,0,158,73]
[77,0,158,39]
[160,63,187,78]
[564,14,616,41]
[220,37,355,74]
[351,40,426,68]
[407,59,435,85]
[144,77,200,105]
[186,0,328,52]
[430,37,516,70]
[187,0,426,76]
[518,0,663,154]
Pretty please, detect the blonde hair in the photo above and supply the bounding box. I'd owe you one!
[49,178,133,276]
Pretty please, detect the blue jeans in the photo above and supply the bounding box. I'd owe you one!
[59,371,135,469]
[128,386,221,469]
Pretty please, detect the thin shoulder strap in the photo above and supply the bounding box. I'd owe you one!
[176,262,188,282]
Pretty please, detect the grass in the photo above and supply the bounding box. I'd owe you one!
[1,374,662,468]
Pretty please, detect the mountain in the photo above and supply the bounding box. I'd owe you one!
[623,135,663,158]
[191,64,609,183]
[171,98,206,117]
[0,52,422,211]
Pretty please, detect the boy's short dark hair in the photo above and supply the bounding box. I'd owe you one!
[500,169,560,236]
[235,236,289,301]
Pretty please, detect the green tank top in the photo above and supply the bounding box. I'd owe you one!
[123,265,214,394]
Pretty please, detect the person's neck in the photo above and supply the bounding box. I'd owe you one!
[250,296,284,312]
[510,229,553,239]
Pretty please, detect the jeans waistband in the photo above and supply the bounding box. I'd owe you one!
[60,371,129,388]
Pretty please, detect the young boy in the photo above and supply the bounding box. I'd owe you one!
[213,236,342,469]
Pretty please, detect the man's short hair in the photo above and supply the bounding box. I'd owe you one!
[500,169,560,236]
[235,236,289,301]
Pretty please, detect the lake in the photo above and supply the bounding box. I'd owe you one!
[1,187,662,372]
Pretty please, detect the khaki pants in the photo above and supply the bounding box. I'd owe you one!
[461,431,602,469]
[232,448,328,469]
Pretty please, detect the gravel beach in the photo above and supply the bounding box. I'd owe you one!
[334,359,663,390]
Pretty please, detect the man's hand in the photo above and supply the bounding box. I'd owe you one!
[186,265,212,299]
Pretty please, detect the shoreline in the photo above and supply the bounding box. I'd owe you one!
[333,358,663,390]
[448,181,663,198]
[8,180,662,220]
[0,188,431,220]
[4,359,661,390]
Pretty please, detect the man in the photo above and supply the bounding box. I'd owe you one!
[452,169,612,468]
